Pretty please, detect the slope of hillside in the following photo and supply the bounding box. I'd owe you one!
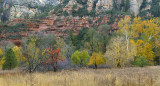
[0,0,159,45]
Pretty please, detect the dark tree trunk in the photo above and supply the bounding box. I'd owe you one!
[53,62,57,72]
[95,64,97,69]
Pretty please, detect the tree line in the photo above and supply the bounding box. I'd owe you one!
[0,16,159,72]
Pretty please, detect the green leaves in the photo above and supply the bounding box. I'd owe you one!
[2,48,18,70]
[71,50,90,67]
[132,57,149,67]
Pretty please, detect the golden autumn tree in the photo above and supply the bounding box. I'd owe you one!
[105,36,137,67]
[0,48,5,67]
[118,16,160,64]
[136,40,154,64]
[12,46,26,64]
[88,52,106,69]
[118,15,132,51]
[132,17,160,64]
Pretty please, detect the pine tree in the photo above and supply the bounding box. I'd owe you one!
[120,0,125,11]
[113,0,118,10]
[151,0,160,17]
[140,0,147,10]
[125,0,130,12]
[2,48,18,70]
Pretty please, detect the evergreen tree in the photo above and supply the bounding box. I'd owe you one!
[151,0,160,17]
[140,0,147,10]
[2,48,18,70]
[120,0,125,11]
[125,0,130,12]
[113,0,118,10]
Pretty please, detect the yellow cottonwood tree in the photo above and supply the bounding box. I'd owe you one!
[118,16,160,64]
[136,40,154,64]
[105,36,136,67]
[118,15,132,51]
[133,17,160,64]
[88,52,106,69]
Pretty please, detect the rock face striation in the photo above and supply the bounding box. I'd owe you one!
[0,0,153,22]
[0,0,60,21]
[9,5,39,20]
[95,0,113,13]
[63,0,152,15]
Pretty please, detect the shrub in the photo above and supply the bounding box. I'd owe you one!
[71,50,90,67]
[132,57,149,67]
[2,48,18,70]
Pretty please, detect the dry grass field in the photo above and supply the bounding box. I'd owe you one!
[0,66,160,86]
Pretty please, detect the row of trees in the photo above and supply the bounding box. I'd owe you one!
[0,16,159,72]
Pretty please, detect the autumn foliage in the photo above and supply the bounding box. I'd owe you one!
[43,45,64,72]
[88,52,106,69]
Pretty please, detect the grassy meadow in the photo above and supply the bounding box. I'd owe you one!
[0,66,160,86]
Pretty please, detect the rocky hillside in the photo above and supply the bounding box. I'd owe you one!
[0,0,159,22]
[0,14,120,46]
[0,0,60,22]
[0,0,159,46]
[60,0,153,16]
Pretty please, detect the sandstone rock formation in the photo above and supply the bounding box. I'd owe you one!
[0,0,154,22]
[0,0,59,21]
[63,0,152,16]
[9,5,39,21]
[96,0,113,13]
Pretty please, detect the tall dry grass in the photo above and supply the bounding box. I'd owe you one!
[0,66,160,86]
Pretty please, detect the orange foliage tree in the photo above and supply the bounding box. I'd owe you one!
[42,45,64,72]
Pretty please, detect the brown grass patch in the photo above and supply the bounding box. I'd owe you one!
[0,66,160,86]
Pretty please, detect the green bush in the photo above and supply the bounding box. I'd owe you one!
[2,48,18,70]
[71,50,90,67]
[132,57,149,67]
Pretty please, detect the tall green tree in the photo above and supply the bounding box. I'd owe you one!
[113,0,118,10]
[120,0,125,11]
[125,0,130,12]
[150,0,160,17]
[140,0,147,10]
[2,48,18,70]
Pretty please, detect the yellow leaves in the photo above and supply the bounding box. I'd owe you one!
[88,52,106,66]
[136,40,144,45]
[118,15,132,34]
[118,16,160,64]
[130,39,135,45]
[105,36,136,67]
[0,48,4,67]
[143,44,154,64]
[12,46,26,62]
[136,40,154,64]
[0,48,3,55]
[0,57,5,67]
[133,16,141,24]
